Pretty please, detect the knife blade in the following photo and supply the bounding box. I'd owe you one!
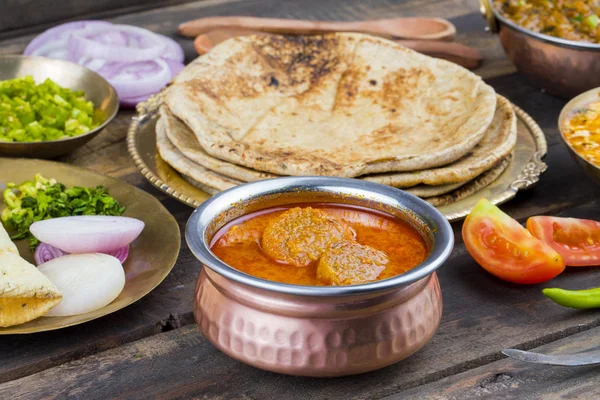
[503,348,600,366]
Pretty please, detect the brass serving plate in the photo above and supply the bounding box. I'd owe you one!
[0,158,180,334]
[128,97,547,222]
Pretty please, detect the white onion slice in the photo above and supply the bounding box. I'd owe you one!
[38,254,125,317]
[30,216,144,254]
[68,24,166,62]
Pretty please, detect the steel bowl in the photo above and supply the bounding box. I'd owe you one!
[0,55,119,158]
[558,87,600,182]
[480,0,600,99]
[186,177,454,376]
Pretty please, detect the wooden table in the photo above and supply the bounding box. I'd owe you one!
[2,0,600,398]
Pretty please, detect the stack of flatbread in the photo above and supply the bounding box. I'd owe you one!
[158,33,517,206]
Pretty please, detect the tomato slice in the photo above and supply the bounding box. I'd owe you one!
[526,216,600,266]
[462,199,565,284]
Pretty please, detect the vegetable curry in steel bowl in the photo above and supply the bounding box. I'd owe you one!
[211,204,428,286]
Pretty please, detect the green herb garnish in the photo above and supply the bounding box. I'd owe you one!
[585,14,599,29]
[1,174,125,251]
[0,76,103,143]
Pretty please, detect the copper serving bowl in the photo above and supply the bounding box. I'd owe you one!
[186,177,454,376]
[0,55,119,158]
[558,87,600,182]
[480,0,600,98]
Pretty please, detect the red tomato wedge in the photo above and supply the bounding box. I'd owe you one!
[526,216,600,266]
[462,199,565,284]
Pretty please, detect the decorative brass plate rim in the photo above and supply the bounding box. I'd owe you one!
[0,158,181,334]
[127,96,548,222]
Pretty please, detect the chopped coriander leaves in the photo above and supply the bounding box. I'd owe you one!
[1,174,125,251]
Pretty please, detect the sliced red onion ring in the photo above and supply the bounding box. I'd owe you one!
[34,242,67,266]
[24,21,185,106]
[93,59,172,98]
[165,59,185,77]
[34,243,130,265]
[159,35,185,62]
[68,25,166,62]
[25,20,112,57]
[108,245,130,264]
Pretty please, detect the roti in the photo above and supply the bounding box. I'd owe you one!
[156,116,242,192]
[160,105,277,182]
[363,95,517,187]
[426,155,512,207]
[0,226,62,327]
[160,94,515,189]
[405,181,467,198]
[166,33,497,177]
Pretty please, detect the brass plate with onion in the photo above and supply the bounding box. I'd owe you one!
[128,99,547,223]
[0,158,181,334]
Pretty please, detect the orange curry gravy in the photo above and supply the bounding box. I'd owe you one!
[210,204,428,286]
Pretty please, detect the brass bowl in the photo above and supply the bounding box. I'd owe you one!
[186,177,454,376]
[480,0,600,98]
[0,55,119,158]
[558,87,600,182]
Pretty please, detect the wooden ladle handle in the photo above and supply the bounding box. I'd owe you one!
[179,16,456,41]
[193,30,481,70]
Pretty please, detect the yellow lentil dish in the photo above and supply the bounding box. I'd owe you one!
[564,99,600,165]
[494,0,600,43]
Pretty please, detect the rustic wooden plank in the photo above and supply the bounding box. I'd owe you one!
[2,202,600,398]
[0,0,488,384]
[0,0,599,393]
[0,0,201,38]
[392,327,600,399]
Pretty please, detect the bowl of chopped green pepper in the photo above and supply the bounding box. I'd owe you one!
[0,55,119,158]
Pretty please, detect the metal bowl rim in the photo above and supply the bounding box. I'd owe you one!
[0,55,120,146]
[488,0,600,51]
[185,177,454,297]
[558,86,600,173]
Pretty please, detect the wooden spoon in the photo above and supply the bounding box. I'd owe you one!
[178,16,456,41]
[193,29,482,70]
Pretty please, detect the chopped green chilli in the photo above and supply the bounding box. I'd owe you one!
[1,174,125,251]
[0,76,103,143]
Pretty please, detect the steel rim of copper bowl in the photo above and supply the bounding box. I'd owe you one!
[485,0,600,51]
[186,176,454,297]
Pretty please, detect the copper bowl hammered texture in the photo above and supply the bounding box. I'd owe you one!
[480,0,600,99]
[186,177,453,376]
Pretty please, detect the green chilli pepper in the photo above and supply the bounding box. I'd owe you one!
[543,287,600,309]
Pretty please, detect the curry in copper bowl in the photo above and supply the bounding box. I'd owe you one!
[186,177,453,376]
[211,204,428,287]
